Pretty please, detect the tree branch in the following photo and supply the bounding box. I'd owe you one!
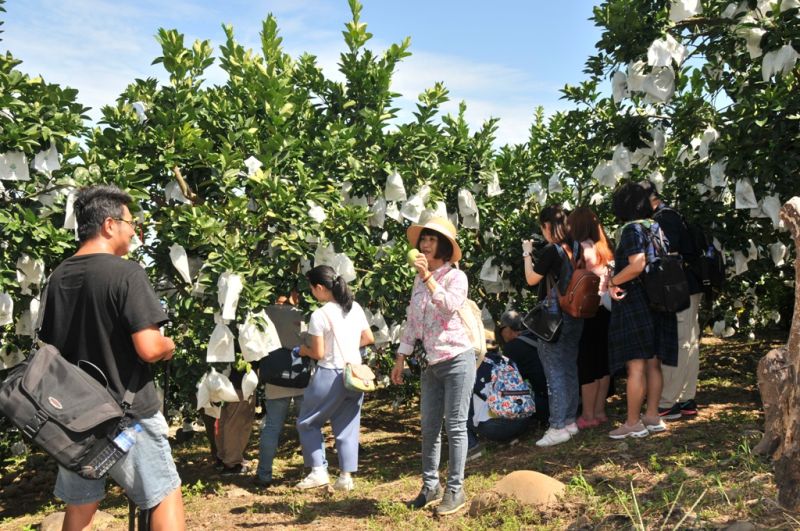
[171,166,198,202]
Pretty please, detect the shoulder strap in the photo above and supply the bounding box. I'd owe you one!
[517,334,537,348]
[32,275,51,347]
[121,364,143,412]
[320,305,352,366]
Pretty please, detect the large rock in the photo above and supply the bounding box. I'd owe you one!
[41,510,118,531]
[469,470,566,516]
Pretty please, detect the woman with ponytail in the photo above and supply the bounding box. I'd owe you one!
[295,265,374,492]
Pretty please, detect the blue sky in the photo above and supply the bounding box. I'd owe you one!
[1,1,603,145]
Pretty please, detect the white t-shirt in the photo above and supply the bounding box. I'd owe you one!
[307,301,369,369]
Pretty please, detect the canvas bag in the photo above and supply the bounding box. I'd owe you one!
[0,280,143,479]
[555,242,601,319]
[458,298,488,363]
[484,355,535,419]
[442,269,487,362]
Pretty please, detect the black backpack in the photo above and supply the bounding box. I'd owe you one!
[686,223,725,293]
[258,347,313,388]
[656,207,724,295]
[629,220,691,313]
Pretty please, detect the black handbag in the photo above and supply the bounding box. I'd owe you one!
[258,347,313,388]
[523,275,563,343]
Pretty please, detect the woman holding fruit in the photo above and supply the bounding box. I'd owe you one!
[390,216,475,516]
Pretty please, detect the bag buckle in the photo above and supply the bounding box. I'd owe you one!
[22,410,49,438]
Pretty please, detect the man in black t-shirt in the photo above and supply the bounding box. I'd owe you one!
[39,185,185,530]
[640,181,703,421]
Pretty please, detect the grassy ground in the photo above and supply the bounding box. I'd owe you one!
[2,335,799,530]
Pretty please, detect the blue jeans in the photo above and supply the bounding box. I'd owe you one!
[257,395,304,483]
[420,350,476,492]
[537,314,583,429]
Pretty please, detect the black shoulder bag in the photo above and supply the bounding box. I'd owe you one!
[0,280,143,479]
[522,274,563,343]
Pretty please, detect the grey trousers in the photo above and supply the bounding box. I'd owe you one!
[420,350,476,492]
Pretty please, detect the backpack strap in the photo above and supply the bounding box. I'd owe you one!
[516,334,538,348]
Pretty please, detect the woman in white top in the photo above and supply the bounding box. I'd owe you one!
[295,265,374,492]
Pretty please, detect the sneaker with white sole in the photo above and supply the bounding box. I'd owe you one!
[296,468,329,489]
[608,421,649,439]
[642,416,667,433]
[535,427,571,447]
[333,475,354,491]
[436,489,467,516]
[408,483,443,509]
[564,422,579,435]
[658,403,682,420]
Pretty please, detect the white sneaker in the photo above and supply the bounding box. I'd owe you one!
[297,468,329,489]
[564,422,579,435]
[642,416,668,433]
[535,427,571,447]
[333,475,354,491]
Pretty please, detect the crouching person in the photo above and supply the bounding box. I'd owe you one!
[467,347,536,460]
[39,185,184,530]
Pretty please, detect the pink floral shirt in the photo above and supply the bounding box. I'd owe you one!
[397,264,473,365]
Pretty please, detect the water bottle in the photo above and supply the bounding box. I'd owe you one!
[81,423,142,479]
[113,423,141,452]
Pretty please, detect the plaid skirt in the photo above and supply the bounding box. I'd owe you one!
[608,282,678,375]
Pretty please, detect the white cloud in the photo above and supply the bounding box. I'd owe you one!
[3,0,569,145]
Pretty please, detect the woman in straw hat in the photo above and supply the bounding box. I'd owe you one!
[390,216,475,516]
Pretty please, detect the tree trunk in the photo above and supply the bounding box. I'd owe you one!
[756,197,800,511]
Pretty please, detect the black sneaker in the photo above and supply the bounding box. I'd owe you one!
[252,476,272,488]
[658,403,682,420]
[220,463,249,476]
[408,484,443,509]
[679,399,698,417]
[436,489,466,516]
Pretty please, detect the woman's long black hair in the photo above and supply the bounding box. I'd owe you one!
[306,265,354,314]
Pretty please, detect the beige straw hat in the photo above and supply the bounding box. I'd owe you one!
[406,216,462,262]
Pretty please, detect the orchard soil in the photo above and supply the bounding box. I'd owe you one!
[2,336,799,530]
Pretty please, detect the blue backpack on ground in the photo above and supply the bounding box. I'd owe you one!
[484,355,536,420]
